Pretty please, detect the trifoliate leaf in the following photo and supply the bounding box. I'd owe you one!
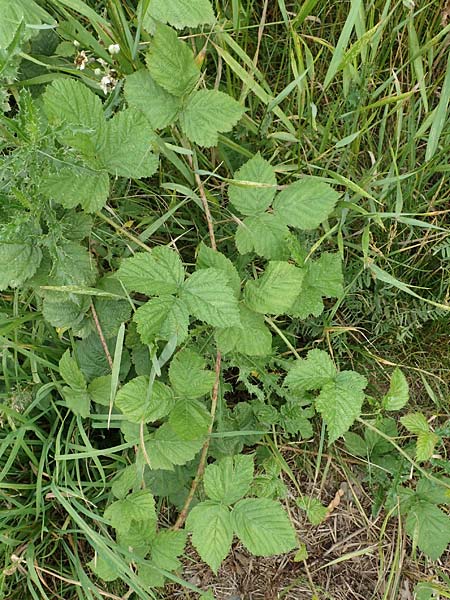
[179,90,245,147]
[151,529,187,571]
[41,167,109,213]
[88,553,119,582]
[144,423,204,470]
[61,387,90,418]
[115,376,174,423]
[0,242,42,290]
[197,242,241,297]
[383,368,409,411]
[146,23,200,97]
[180,268,240,328]
[43,78,106,156]
[124,69,181,129]
[289,253,343,319]
[406,502,450,560]
[228,153,277,216]
[59,349,86,390]
[104,490,156,535]
[215,306,272,357]
[134,295,189,344]
[88,375,112,406]
[169,397,210,440]
[244,261,304,315]
[273,179,340,230]
[296,496,328,526]
[99,108,159,178]
[235,213,289,259]
[315,371,367,443]
[204,455,254,505]
[285,349,336,392]
[169,349,216,399]
[231,498,297,556]
[147,0,215,29]
[186,501,233,574]
[117,248,184,296]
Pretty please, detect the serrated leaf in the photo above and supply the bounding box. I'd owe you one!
[144,423,204,470]
[147,0,215,29]
[88,375,112,406]
[151,529,187,571]
[146,23,199,97]
[50,241,97,286]
[296,496,328,526]
[0,2,24,49]
[99,108,159,178]
[232,498,297,556]
[94,277,132,337]
[289,253,343,319]
[215,305,272,357]
[244,261,304,315]
[383,368,409,411]
[279,401,313,438]
[117,518,155,557]
[416,431,439,462]
[59,349,86,390]
[169,349,216,399]
[111,465,136,499]
[180,268,240,328]
[400,412,429,435]
[134,295,189,344]
[204,455,254,505]
[315,371,367,444]
[61,387,90,418]
[138,564,165,587]
[117,248,184,296]
[285,349,336,392]
[228,154,277,216]
[235,213,289,259]
[104,490,156,534]
[273,179,340,230]
[344,432,367,457]
[186,501,233,574]
[76,334,131,382]
[41,167,109,213]
[197,242,241,297]
[406,502,450,560]
[115,376,174,423]
[169,397,210,440]
[180,89,245,147]
[124,69,181,129]
[0,242,42,290]
[42,293,90,330]
[88,553,119,582]
[60,211,93,241]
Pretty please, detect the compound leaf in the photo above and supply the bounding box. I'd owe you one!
[144,423,204,470]
[104,490,156,535]
[117,248,184,296]
[196,242,241,297]
[0,242,42,290]
[235,213,289,259]
[244,261,304,315]
[228,153,277,216]
[204,455,254,505]
[406,502,450,560]
[134,295,190,344]
[115,376,174,423]
[151,529,187,571]
[169,349,216,399]
[285,349,336,392]
[215,305,272,357]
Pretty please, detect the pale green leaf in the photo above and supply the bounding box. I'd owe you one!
[88,553,119,582]
[169,397,210,440]
[117,518,154,557]
[117,248,184,296]
[285,349,336,392]
[144,423,204,470]
[315,371,367,443]
[406,502,450,560]
[42,293,89,330]
[41,167,109,213]
[273,179,340,230]
[62,387,90,418]
[197,242,241,297]
[59,349,86,390]
[115,376,174,423]
[134,295,189,344]
[400,412,429,435]
[232,498,297,556]
[146,23,200,97]
[138,564,165,588]
[104,490,156,534]
[296,496,328,526]
[416,431,439,462]
[111,465,136,499]
[151,529,187,571]
[180,268,240,328]
[179,89,245,147]
[124,69,181,129]
[215,305,272,357]
[49,241,97,286]
[88,375,112,406]
[147,0,214,29]
[0,2,24,49]
[186,501,233,574]
[228,154,277,216]
[0,243,42,290]
[244,261,304,315]
[383,368,409,411]
[235,213,289,259]
[169,349,216,399]
[204,455,254,505]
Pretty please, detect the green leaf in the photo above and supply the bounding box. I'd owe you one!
[400,412,429,435]
[94,278,132,337]
[138,564,165,588]
[117,248,184,296]
[151,529,187,571]
[104,490,156,534]
[197,242,241,297]
[228,154,277,216]
[88,553,119,582]
[235,213,289,259]
[215,305,272,357]
[315,371,367,443]
[415,431,439,462]
[115,376,174,423]
[111,465,136,499]
[406,502,450,560]
[296,496,328,526]
[124,69,181,129]
[146,23,200,97]
[0,242,42,290]
[61,387,90,418]
[180,268,240,328]
[43,79,106,156]
[0,2,24,49]
[41,167,109,213]
[180,90,245,147]
[279,401,313,438]
[186,501,233,574]
[49,241,97,286]
[273,179,340,230]
[42,293,89,330]
[99,108,159,178]
[117,518,154,557]
[289,253,343,319]
[244,261,305,315]
[204,455,254,505]
[88,375,112,406]
[169,349,216,399]
[134,295,190,344]
[169,397,210,440]
[59,349,86,390]
[144,423,204,470]
[231,498,297,556]
[344,432,367,457]
[383,368,409,411]
[147,0,214,29]
[285,349,336,392]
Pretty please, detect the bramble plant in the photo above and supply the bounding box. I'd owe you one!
[1,0,450,598]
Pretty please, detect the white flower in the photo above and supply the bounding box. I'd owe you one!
[74,50,88,70]
[73,40,80,47]
[100,74,117,94]
[108,43,120,55]
[94,68,102,76]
